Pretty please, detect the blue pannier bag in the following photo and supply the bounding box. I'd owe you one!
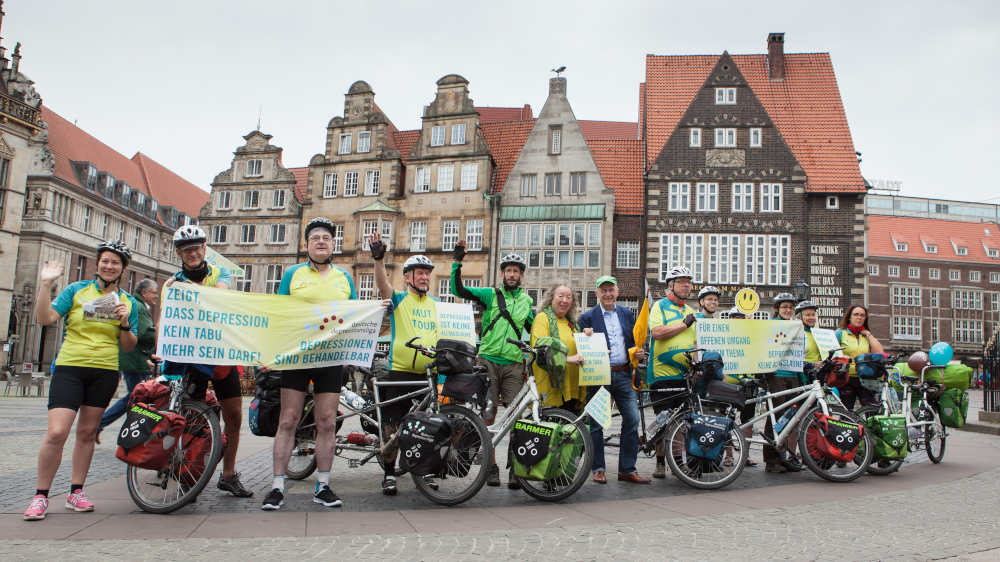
[685,412,733,460]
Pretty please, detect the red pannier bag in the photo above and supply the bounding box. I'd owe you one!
[179,426,227,482]
[805,412,865,463]
[115,403,186,469]
[130,379,221,410]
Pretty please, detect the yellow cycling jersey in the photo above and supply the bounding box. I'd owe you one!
[647,297,697,384]
[52,280,138,370]
[805,329,821,363]
[837,329,871,377]
[388,290,438,374]
[277,262,356,302]
[173,263,230,288]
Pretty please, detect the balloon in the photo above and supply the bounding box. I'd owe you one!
[908,351,930,374]
[929,342,954,366]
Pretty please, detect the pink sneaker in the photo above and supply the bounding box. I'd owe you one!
[23,494,49,520]
[66,490,95,512]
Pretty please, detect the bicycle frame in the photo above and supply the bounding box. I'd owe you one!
[885,365,944,434]
[740,379,836,449]
[486,374,542,448]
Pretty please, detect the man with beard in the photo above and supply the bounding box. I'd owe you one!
[696,286,721,319]
[450,241,534,487]
[369,232,440,495]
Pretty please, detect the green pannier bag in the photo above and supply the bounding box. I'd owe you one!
[865,414,908,460]
[511,419,574,481]
[894,363,972,392]
[937,388,969,428]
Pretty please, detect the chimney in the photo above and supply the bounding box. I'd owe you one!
[549,77,566,96]
[767,32,785,81]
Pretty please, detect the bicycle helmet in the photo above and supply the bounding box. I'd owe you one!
[499,253,526,272]
[794,300,818,314]
[773,292,796,307]
[697,285,721,300]
[304,217,337,240]
[96,240,132,267]
[727,306,746,318]
[173,225,207,249]
[664,265,693,282]
[402,255,435,274]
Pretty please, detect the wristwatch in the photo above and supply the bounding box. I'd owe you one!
[119,323,132,331]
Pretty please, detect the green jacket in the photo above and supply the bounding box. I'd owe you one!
[450,261,534,365]
[119,292,155,375]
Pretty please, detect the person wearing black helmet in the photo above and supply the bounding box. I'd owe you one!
[696,286,721,319]
[24,241,139,521]
[762,292,805,473]
[262,217,357,510]
[368,231,441,496]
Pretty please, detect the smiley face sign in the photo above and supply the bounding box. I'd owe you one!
[734,288,760,316]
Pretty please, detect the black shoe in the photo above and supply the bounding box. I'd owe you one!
[507,469,521,490]
[382,476,398,496]
[764,463,788,473]
[261,488,284,511]
[782,455,804,472]
[486,464,500,487]
[313,485,343,507]
[218,473,254,498]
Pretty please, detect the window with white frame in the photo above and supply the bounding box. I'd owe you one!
[930,319,939,341]
[442,220,459,251]
[357,131,371,153]
[365,169,380,196]
[888,265,900,277]
[323,173,337,198]
[516,224,529,248]
[760,183,782,212]
[696,183,718,212]
[994,294,1000,312]
[617,241,640,269]
[132,225,141,249]
[520,174,537,197]
[895,241,908,252]
[744,234,766,284]
[992,272,1000,284]
[338,134,352,154]
[344,171,359,196]
[714,128,737,147]
[908,266,920,279]
[949,269,961,281]
[331,223,344,253]
[549,125,562,154]
[246,159,262,177]
[460,164,477,190]
[500,224,513,248]
[146,232,154,254]
[381,221,392,250]
[956,246,968,256]
[410,221,427,251]
[240,224,256,244]
[545,173,561,196]
[892,316,921,340]
[954,319,982,344]
[929,268,940,280]
[715,87,736,104]
[570,173,586,195]
[970,270,981,282]
[361,220,378,251]
[689,128,701,147]
[117,219,125,241]
[708,234,741,284]
[658,233,704,283]
[438,279,455,303]
[100,213,109,238]
[867,264,879,276]
[211,225,228,244]
[986,247,1000,258]
[218,191,232,210]
[925,243,938,253]
[732,183,753,212]
[952,289,982,310]
[242,190,260,209]
[272,189,286,209]
[588,223,600,246]
[431,126,445,147]
[269,224,286,244]
[451,124,466,145]
[437,165,454,191]
[236,264,252,292]
[358,274,375,300]
[415,167,430,193]
[891,285,922,306]
[826,196,839,209]
[466,219,484,250]
[750,128,762,147]
[669,182,690,211]
[929,289,939,308]
[767,235,790,285]
[530,224,541,247]
[81,205,92,232]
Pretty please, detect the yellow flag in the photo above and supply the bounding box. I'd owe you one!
[629,280,650,368]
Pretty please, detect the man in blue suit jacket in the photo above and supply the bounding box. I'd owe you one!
[578,276,650,484]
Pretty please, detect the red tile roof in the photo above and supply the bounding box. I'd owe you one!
[643,52,864,193]
[480,120,534,193]
[578,120,638,140]
[42,105,208,220]
[391,130,420,164]
[637,82,646,142]
[869,215,1000,264]
[588,139,644,215]
[290,166,308,204]
[475,105,533,123]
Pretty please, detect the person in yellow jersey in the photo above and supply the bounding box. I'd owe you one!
[368,231,440,496]
[166,225,252,498]
[24,241,138,521]
[835,304,884,410]
[647,265,697,478]
[796,301,822,366]
[262,217,356,511]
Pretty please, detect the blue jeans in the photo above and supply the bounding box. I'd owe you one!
[589,371,640,474]
[99,371,148,432]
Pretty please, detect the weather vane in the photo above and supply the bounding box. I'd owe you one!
[551,66,566,76]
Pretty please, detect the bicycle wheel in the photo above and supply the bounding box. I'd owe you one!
[286,429,318,480]
[918,405,946,463]
[797,405,873,483]
[126,400,223,513]
[663,409,747,489]
[857,406,903,476]
[515,407,594,502]
[412,404,491,506]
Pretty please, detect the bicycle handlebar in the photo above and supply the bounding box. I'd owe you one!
[404,336,435,357]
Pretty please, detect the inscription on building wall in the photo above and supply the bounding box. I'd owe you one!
[809,244,845,328]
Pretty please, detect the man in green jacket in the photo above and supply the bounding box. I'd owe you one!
[97,279,158,439]
[451,241,534,486]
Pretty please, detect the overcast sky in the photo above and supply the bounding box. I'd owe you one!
[6,1,998,203]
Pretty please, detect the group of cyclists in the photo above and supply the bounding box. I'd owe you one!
[23,216,889,520]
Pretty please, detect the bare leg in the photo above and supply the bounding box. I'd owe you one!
[220,397,242,478]
[272,389,306,474]
[312,392,340,473]
[35,408,77,490]
[70,406,104,486]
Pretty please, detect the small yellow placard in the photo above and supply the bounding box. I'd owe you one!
[734,288,760,316]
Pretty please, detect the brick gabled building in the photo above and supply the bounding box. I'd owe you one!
[640,33,867,327]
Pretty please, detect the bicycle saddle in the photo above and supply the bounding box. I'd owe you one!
[900,375,920,384]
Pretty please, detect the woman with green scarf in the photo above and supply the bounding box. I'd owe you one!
[530,284,585,411]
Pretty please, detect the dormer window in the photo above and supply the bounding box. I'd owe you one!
[715,87,736,104]
[957,246,968,256]
[894,241,908,252]
[988,248,999,258]
[925,244,937,254]
[136,192,146,209]
[87,165,98,188]
[245,159,263,178]
[104,174,115,192]
[150,199,158,214]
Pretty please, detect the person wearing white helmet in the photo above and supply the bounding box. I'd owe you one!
[763,291,806,474]
[647,265,697,478]
[172,224,230,288]
[367,230,442,495]
[262,217,357,510]
[696,286,721,319]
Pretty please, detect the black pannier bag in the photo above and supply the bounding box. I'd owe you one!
[442,372,488,405]
[702,379,746,408]
[397,411,453,476]
[434,339,478,375]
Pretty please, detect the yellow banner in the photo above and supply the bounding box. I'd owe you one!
[157,282,385,370]
[696,319,804,375]
[575,333,611,386]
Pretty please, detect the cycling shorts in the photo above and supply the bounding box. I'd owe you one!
[280,366,347,394]
[48,366,121,411]
[377,370,427,428]
[189,366,243,402]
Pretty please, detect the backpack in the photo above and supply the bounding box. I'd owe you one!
[397,411,453,476]
[865,414,908,460]
[115,403,187,469]
[684,412,733,461]
[511,419,575,481]
[804,412,865,463]
[483,288,524,341]
[534,308,573,391]
[248,396,281,437]
[937,388,969,428]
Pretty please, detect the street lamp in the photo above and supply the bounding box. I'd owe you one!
[793,281,810,302]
